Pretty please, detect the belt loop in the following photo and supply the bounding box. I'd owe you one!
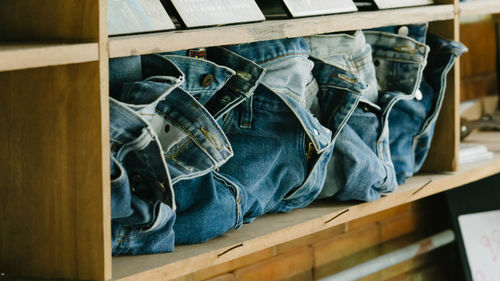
[239,96,253,129]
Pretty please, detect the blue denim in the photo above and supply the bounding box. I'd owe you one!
[305,31,371,199]
[110,98,176,255]
[109,54,242,254]
[161,48,266,244]
[388,34,467,184]
[223,38,334,220]
[111,54,234,184]
[317,31,430,202]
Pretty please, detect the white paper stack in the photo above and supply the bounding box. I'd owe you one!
[459,143,494,165]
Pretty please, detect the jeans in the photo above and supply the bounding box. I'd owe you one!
[388,33,467,183]
[161,47,267,244]
[110,97,177,255]
[223,38,334,219]
[317,30,429,202]
[109,54,243,254]
[305,31,371,199]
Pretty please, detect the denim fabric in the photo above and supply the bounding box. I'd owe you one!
[109,54,243,253]
[111,54,234,184]
[223,38,334,220]
[163,47,266,120]
[388,34,467,184]
[110,98,176,255]
[305,32,370,199]
[162,48,266,244]
[318,31,429,202]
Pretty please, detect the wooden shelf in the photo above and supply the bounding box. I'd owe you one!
[460,0,500,17]
[109,4,454,58]
[112,131,500,281]
[0,42,99,72]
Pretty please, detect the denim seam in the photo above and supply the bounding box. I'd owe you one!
[414,57,456,139]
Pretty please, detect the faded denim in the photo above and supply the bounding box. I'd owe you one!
[223,38,334,220]
[160,48,266,244]
[305,31,370,199]
[388,34,467,183]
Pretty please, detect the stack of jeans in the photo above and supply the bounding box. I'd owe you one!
[313,24,466,202]
[108,25,467,256]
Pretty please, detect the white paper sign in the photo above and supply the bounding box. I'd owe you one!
[108,0,175,35]
[458,210,500,281]
[282,0,357,17]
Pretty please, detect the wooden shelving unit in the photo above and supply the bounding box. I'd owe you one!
[0,43,99,72]
[112,131,500,281]
[109,4,454,58]
[1,0,500,280]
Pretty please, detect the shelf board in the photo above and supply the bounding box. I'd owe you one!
[460,0,500,17]
[112,131,500,281]
[109,4,454,58]
[0,42,99,72]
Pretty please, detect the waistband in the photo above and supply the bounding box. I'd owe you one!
[364,31,429,65]
[153,87,233,182]
[109,54,185,98]
[306,31,369,63]
[368,23,429,43]
[426,33,468,60]
[312,62,367,94]
[225,37,309,64]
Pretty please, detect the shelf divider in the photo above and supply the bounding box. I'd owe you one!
[109,4,454,58]
[0,43,99,72]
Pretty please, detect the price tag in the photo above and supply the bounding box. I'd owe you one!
[169,0,265,28]
[282,0,357,17]
[108,0,175,35]
[373,0,433,9]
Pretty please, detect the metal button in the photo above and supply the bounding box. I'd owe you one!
[373,59,380,67]
[415,89,423,101]
[155,181,166,193]
[110,143,119,152]
[164,124,170,133]
[221,95,233,103]
[398,26,410,36]
[131,173,144,183]
[201,74,215,88]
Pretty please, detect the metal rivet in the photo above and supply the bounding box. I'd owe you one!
[415,89,423,101]
[313,129,319,135]
[201,74,215,88]
[111,143,119,152]
[398,26,410,36]
[131,173,144,183]
[164,124,170,133]
[155,181,166,192]
[221,95,232,103]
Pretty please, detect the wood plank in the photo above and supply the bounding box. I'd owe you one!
[109,5,454,58]
[460,0,500,17]
[0,63,108,281]
[0,0,99,41]
[112,131,500,281]
[0,43,98,72]
[98,0,112,279]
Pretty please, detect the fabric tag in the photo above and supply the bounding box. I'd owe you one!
[189,49,207,60]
